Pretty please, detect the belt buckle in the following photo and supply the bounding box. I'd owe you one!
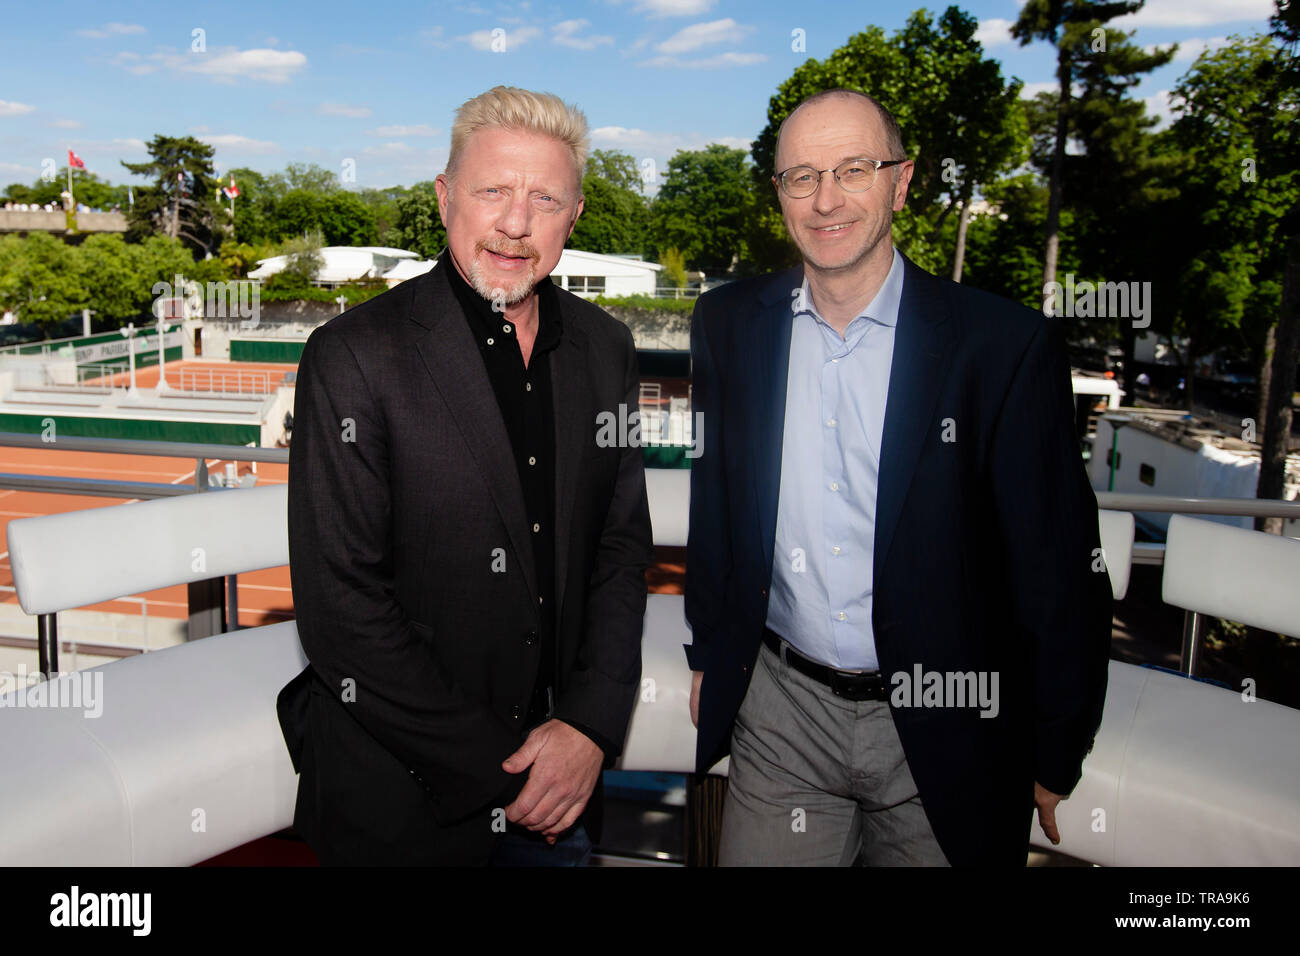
[831,668,881,702]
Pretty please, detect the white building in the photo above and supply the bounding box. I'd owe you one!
[249,246,421,287]
[392,249,662,297]
[252,246,663,297]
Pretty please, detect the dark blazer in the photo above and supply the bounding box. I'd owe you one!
[685,253,1112,866]
[277,258,652,865]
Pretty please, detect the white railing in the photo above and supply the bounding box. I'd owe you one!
[178,367,275,394]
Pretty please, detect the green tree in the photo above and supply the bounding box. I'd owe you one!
[570,150,650,256]
[659,247,688,289]
[1257,0,1300,530]
[3,170,128,211]
[1011,0,1167,297]
[586,149,645,194]
[383,182,446,258]
[650,144,753,274]
[120,135,220,257]
[749,7,1027,275]
[266,232,325,295]
[0,232,85,328]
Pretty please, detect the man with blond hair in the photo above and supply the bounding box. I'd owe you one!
[277,86,652,866]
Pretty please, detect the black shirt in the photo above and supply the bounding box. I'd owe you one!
[443,255,616,759]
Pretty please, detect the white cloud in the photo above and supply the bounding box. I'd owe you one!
[1118,0,1273,27]
[1019,81,1057,99]
[1145,35,1230,62]
[368,124,439,137]
[0,161,37,177]
[361,142,413,156]
[51,119,81,128]
[636,0,716,15]
[0,100,36,117]
[1142,90,1177,128]
[319,103,373,118]
[461,26,542,51]
[188,47,307,83]
[656,18,749,54]
[553,19,615,50]
[974,18,1016,48]
[77,22,145,39]
[198,133,280,154]
[110,46,307,83]
[640,51,766,68]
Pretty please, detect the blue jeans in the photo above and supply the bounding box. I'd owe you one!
[490,822,592,867]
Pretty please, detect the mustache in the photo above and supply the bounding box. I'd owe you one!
[477,237,539,260]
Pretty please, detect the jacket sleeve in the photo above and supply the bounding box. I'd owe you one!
[988,316,1112,797]
[683,296,731,673]
[550,323,652,763]
[288,323,524,823]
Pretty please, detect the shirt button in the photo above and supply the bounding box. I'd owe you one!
[503,324,512,333]
[826,418,837,428]
[528,456,536,466]
[831,358,840,364]
[486,337,495,346]
[525,382,532,391]
[532,522,540,533]
[829,481,839,492]
[511,706,522,720]
[832,546,841,555]
[524,631,537,646]
[837,611,847,621]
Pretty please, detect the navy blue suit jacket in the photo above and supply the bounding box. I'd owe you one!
[684,254,1112,866]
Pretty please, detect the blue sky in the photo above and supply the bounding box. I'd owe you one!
[0,0,1279,193]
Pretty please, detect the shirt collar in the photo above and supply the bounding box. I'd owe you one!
[440,251,562,351]
[795,245,904,330]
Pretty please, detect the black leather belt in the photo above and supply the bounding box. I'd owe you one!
[763,627,888,702]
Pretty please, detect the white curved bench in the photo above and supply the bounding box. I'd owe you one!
[2,479,1298,865]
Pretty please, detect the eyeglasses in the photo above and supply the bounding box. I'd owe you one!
[773,158,907,199]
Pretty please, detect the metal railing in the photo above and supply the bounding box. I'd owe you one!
[0,433,289,663]
[177,367,276,394]
[0,432,1294,680]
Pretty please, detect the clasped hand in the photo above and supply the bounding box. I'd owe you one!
[502,719,603,845]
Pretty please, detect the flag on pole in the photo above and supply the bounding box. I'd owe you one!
[67,149,85,170]
[128,185,134,207]
[222,175,240,200]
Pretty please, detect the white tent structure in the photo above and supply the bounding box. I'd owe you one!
[389,249,662,297]
[249,246,420,288]
[254,246,663,297]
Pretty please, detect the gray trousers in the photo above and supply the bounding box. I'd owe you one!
[719,640,950,866]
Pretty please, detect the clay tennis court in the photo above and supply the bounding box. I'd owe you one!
[0,358,684,643]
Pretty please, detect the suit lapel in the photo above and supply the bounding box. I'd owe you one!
[410,262,539,603]
[550,315,589,624]
[874,255,954,578]
[751,268,800,585]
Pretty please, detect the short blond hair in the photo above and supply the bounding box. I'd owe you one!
[446,85,589,186]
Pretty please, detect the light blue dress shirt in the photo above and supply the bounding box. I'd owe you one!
[764,246,904,671]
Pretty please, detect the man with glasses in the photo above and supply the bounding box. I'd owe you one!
[685,89,1111,865]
